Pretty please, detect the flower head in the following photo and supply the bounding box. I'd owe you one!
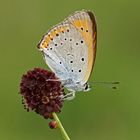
[49,121,58,129]
[20,68,64,119]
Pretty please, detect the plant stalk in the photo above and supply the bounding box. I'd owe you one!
[52,112,70,140]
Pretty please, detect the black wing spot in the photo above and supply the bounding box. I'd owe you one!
[81,58,84,61]
[65,38,67,41]
[79,70,81,72]
[81,27,83,30]
[50,48,52,50]
[62,31,64,33]
[67,29,69,32]
[76,43,78,45]
[56,33,59,36]
[60,62,62,64]
[61,43,63,45]
[70,61,73,63]
[81,40,83,43]
[70,39,72,41]
[86,29,88,32]
[71,70,73,72]
[55,44,57,46]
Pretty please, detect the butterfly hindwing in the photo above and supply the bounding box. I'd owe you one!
[38,10,97,86]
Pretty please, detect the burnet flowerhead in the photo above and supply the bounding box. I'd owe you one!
[20,68,64,119]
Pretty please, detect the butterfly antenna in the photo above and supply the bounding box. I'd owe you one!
[91,81,120,89]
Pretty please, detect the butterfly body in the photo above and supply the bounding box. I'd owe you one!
[38,10,97,97]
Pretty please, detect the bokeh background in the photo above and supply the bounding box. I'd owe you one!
[0,0,140,140]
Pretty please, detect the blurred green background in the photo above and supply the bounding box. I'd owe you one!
[0,0,140,140]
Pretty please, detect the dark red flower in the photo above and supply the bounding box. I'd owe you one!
[49,121,58,129]
[20,68,64,119]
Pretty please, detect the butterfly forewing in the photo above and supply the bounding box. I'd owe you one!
[66,10,97,83]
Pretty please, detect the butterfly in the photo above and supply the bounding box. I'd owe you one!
[38,10,97,100]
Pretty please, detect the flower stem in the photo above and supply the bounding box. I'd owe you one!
[52,112,70,140]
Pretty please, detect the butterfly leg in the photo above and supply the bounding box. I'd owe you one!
[46,79,61,82]
[46,79,69,83]
[46,79,75,100]
[61,89,75,100]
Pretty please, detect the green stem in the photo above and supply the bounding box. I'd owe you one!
[52,112,70,140]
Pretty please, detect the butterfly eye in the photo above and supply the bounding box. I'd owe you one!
[84,83,89,91]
